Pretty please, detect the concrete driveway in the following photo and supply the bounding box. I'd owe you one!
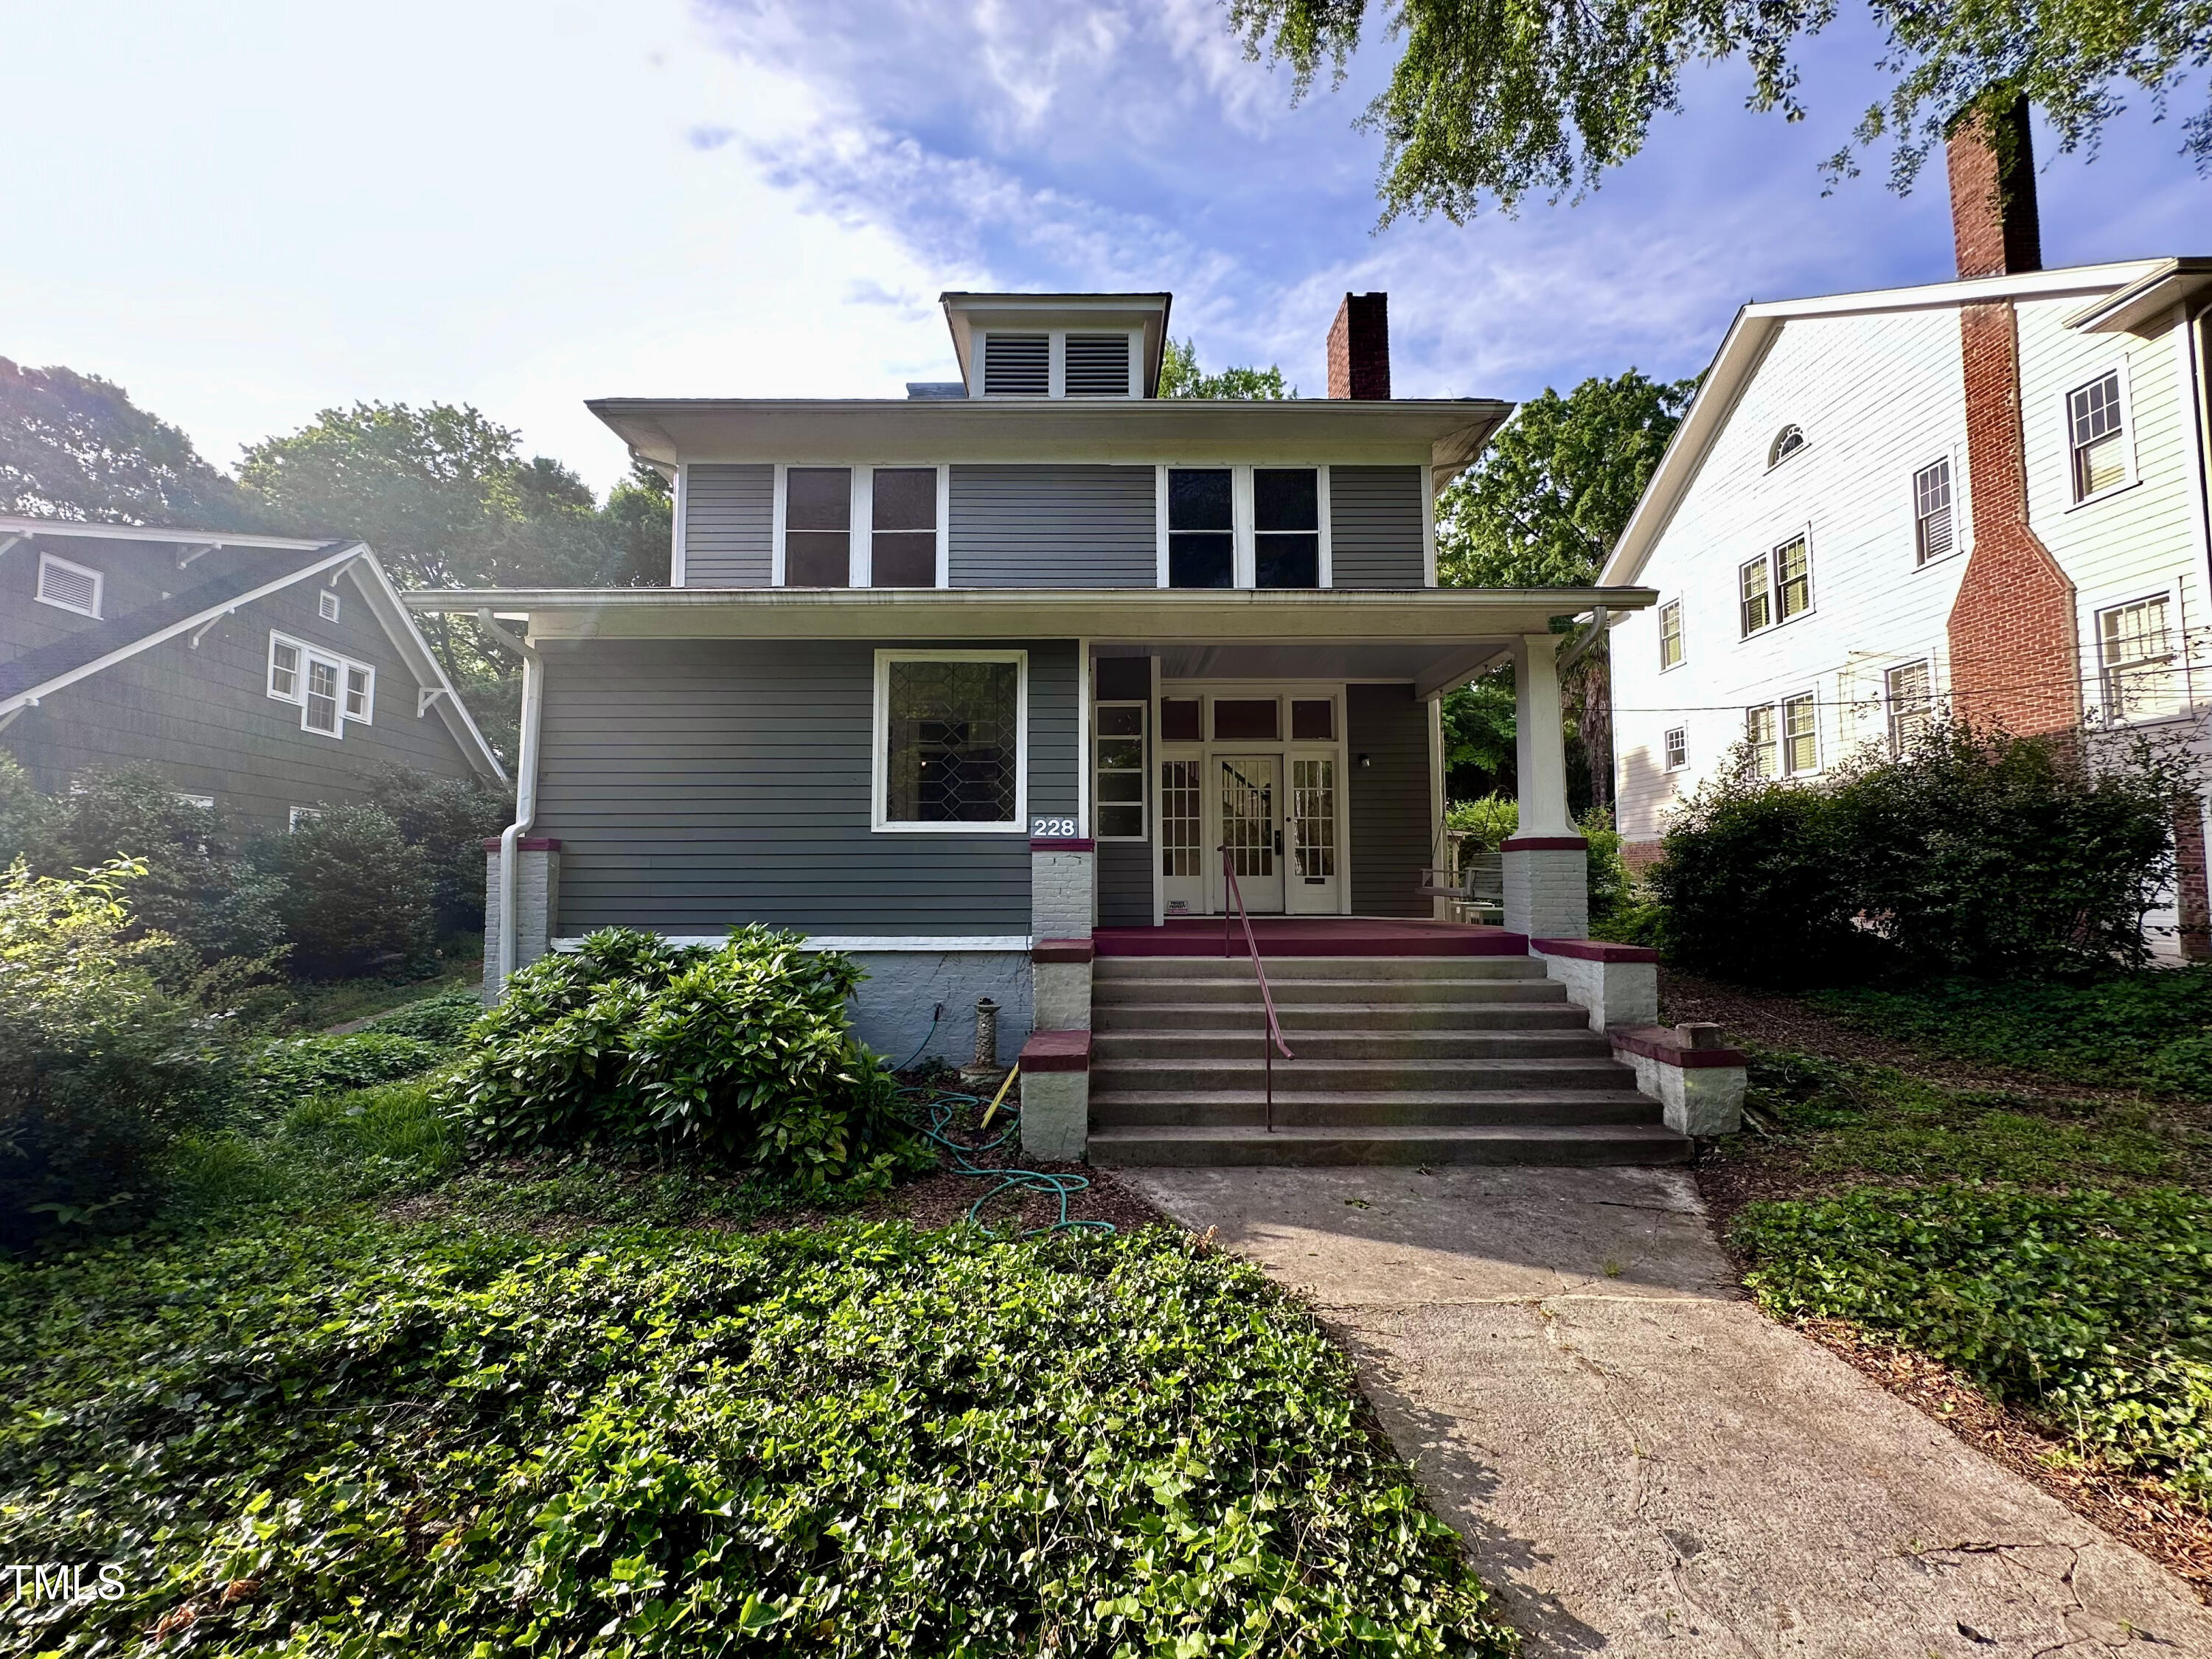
[1117,1165,2212,1657]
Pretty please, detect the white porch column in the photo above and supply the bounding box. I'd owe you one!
[1504,633,1588,940]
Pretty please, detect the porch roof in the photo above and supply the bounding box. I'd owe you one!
[400,585,1653,697]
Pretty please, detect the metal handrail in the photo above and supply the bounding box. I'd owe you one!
[1220,844,1293,1133]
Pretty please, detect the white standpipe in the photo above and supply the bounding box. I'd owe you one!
[479,611,543,992]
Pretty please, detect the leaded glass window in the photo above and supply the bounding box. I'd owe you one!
[883,657,1021,825]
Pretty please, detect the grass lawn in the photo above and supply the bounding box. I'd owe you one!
[0,1007,1514,1657]
[1680,974,2212,1587]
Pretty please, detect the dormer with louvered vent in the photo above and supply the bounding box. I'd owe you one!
[942,292,1170,399]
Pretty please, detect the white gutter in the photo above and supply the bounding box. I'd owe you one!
[477,611,543,992]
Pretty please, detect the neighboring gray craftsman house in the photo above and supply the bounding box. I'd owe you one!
[1,517,504,827]
[419,292,1739,1166]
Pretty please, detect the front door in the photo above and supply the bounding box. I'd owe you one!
[1217,754,1285,914]
[1284,755,1341,914]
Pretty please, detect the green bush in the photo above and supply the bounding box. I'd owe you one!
[434,927,923,1192]
[0,752,57,865]
[361,762,510,930]
[1446,793,1633,922]
[257,804,438,980]
[232,1032,452,1121]
[0,859,223,1250]
[361,987,486,1046]
[1654,720,2191,984]
[0,1220,1514,1657]
[1736,1186,2212,1504]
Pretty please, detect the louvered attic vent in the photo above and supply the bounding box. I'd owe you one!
[1064,333,1131,396]
[981,334,1049,395]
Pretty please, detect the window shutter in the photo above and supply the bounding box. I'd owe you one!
[981,334,1049,395]
[1064,333,1130,396]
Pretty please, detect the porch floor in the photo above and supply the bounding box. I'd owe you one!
[1091,917,1528,958]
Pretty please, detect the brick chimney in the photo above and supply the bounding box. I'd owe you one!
[1947,97,2042,278]
[1943,97,2078,736]
[1327,293,1391,400]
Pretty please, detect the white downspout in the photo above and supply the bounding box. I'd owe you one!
[479,611,542,991]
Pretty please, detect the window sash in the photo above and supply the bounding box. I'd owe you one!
[1663,726,1687,770]
[1775,537,1812,620]
[873,653,1026,831]
[1158,759,1202,877]
[1746,705,1779,777]
[1913,460,1953,563]
[268,636,302,700]
[1885,662,1933,754]
[2069,373,2128,498]
[1094,702,1147,839]
[1658,600,1683,668]
[344,664,373,722]
[2099,598,2180,718]
[304,658,342,736]
[1739,557,1772,636]
[1781,694,1818,774]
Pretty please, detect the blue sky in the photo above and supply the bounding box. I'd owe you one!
[3,0,2204,493]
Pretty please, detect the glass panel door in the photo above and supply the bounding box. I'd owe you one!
[1158,757,1204,919]
[1216,755,1284,914]
[1285,756,1340,914]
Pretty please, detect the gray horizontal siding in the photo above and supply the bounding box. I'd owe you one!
[536,638,1079,936]
[1347,682,1431,917]
[1330,465,1426,588]
[683,465,773,586]
[1097,838,1152,925]
[949,465,1156,587]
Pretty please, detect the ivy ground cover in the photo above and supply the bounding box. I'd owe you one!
[1,1217,1513,1658]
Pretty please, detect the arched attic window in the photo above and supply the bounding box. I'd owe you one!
[1768,424,1807,467]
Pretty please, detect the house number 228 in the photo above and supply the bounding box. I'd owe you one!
[1031,817,1077,838]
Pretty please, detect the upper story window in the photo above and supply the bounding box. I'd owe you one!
[1913,458,1955,564]
[269,630,373,738]
[35,552,102,617]
[2067,370,2131,501]
[1164,465,1327,589]
[872,650,1026,832]
[2098,595,2181,719]
[1746,704,1779,777]
[1767,425,1806,467]
[778,467,945,588]
[1658,599,1684,669]
[1886,661,1933,754]
[1739,534,1812,637]
[976,330,1141,397]
[318,588,342,623]
[1781,692,1818,774]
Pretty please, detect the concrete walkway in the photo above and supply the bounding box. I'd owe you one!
[1118,1166,2212,1657]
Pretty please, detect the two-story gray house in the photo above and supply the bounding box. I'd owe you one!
[1,518,504,827]
[416,293,1724,1166]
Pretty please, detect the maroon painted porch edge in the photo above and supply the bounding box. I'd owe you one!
[1091,917,1530,958]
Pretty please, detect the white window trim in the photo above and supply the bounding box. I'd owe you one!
[1093,695,1148,841]
[1910,452,1964,568]
[671,463,689,586]
[2063,361,2140,509]
[268,632,304,702]
[318,588,341,623]
[1779,688,1820,776]
[870,648,1029,835]
[288,806,322,832]
[1663,726,1688,772]
[1885,658,1935,754]
[268,629,374,735]
[1739,528,1816,639]
[1766,425,1809,471]
[1657,598,1685,671]
[344,661,376,726]
[1745,702,1781,777]
[2093,588,2186,721]
[772,464,948,589]
[175,792,216,810]
[34,552,102,617]
[1155,464,1332,591]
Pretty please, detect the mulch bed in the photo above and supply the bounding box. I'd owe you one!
[852,1164,1164,1236]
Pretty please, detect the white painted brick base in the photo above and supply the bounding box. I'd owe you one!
[1503,847,1587,939]
[1034,959,1092,1030]
[1534,950,1658,1033]
[1619,1050,1747,1136]
[481,847,560,1003]
[1031,849,1095,939]
[1019,1069,1088,1161]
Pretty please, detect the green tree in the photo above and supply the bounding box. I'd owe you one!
[1157,338,1297,399]
[1436,369,1695,809]
[1229,0,2212,220]
[0,358,265,527]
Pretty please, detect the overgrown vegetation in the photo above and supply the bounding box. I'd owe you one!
[1655,720,2194,984]
[436,927,928,1195]
[1445,793,1632,923]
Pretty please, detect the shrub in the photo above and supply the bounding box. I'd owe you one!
[0,752,57,865]
[434,926,922,1192]
[1446,793,1634,923]
[0,859,223,1249]
[257,804,438,979]
[232,1033,452,1121]
[361,987,485,1046]
[1653,720,2194,984]
[44,765,288,964]
[360,762,510,930]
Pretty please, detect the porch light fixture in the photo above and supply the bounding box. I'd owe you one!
[1357,753,1371,769]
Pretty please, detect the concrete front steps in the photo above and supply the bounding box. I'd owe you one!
[1086,953,1689,1166]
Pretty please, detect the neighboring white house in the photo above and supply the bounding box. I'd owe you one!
[1602,104,2212,956]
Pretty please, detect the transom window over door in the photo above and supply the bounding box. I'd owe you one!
[1253,469,1320,588]
[874,652,1026,830]
[785,467,852,585]
[869,467,938,588]
[1167,469,1234,588]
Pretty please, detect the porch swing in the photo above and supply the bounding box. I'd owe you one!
[1419,827,1505,925]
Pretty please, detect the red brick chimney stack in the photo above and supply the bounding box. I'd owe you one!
[1326,293,1391,400]
[1947,97,2042,279]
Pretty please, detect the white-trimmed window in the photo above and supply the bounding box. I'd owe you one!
[288,806,323,832]
[1781,692,1818,775]
[2067,369,2132,502]
[175,793,216,810]
[1767,425,1807,467]
[1663,726,1687,771]
[1886,661,1934,754]
[1739,534,1812,637]
[1095,702,1147,839]
[268,630,373,736]
[1746,705,1779,777]
[776,467,946,588]
[35,552,102,617]
[318,588,341,623]
[1161,465,1329,589]
[2098,594,2183,720]
[1912,458,1955,564]
[1658,599,1684,669]
[872,650,1027,832]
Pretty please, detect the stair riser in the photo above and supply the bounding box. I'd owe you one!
[1094,1032,1611,1061]
[1093,1004,1590,1032]
[1094,978,1571,1007]
[1089,1097,1664,1128]
[1091,1060,1637,1092]
[1091,1135,1692,1168]
[1093,956,1548,983]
